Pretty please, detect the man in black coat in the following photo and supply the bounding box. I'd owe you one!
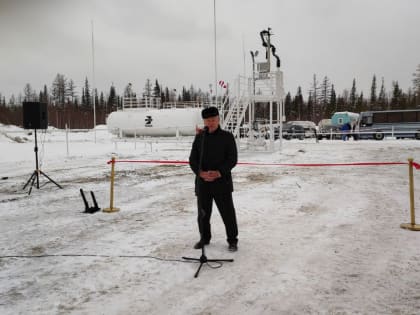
[189,106,239,252]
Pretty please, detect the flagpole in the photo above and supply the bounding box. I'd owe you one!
[213,0,218,108]
[242,33,246,77]
[91,20,96,143]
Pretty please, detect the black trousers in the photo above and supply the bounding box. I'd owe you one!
[197,191,238,244]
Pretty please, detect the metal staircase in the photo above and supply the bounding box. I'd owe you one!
[221,76,251,138]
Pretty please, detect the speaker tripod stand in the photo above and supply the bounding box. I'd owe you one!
[23,129,62,195]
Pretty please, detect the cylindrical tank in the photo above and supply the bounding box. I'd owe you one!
[106,107,203,136]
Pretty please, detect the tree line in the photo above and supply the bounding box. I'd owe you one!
[1,64,420,128]
[282,70,420,124]
[0,74,213,128]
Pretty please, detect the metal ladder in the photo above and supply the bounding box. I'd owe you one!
[221,76,251,138]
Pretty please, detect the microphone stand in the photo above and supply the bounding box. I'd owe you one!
[182,126,234,278]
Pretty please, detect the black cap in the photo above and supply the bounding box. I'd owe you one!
[201,106,219,119]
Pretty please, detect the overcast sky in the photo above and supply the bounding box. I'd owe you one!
[1,0,419,100]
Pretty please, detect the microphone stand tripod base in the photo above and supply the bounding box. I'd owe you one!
[182,245,234,278]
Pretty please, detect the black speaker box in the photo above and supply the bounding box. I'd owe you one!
[23,102,48,129]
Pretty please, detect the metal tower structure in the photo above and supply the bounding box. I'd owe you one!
[221,28,285,151]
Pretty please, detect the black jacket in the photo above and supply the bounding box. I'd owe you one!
[189,126,238,195]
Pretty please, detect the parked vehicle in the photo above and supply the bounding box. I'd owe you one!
[331,112,359,127]
[281,123,305,140]
[330,112,359,140]
[280,121,316,140]
[357,109,420,140]
[289,121,316,138]
[317,119,341,140]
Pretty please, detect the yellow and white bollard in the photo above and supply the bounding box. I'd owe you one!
[400,158,420,231]
[103,157,120,213]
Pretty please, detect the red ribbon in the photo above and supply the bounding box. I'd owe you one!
[107,159,418,169]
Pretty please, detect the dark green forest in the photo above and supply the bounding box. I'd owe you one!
[1,65,420,129]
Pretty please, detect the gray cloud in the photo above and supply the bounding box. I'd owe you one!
[0,0,419,101]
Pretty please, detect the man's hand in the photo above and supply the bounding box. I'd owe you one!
[199,170,221,182]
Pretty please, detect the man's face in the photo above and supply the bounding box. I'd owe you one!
[203,116,219,133]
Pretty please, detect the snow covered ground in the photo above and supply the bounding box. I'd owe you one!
[1,124,420,314]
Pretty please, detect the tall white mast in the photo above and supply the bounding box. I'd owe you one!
[91,20,96,143]
[213,0,218,108]
[242,33,246,77]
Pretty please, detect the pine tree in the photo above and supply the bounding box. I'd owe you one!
[325,84,336,117]
[185,87,191,101]
[391,81,402,109]
[399,91,408,109]
[349,79,357,111]
[82,88,86,106]
[182,86,186,101]
[23,83,34,101]
[165,87,170,102]
[412,64,420,106]
[51,73,67,106]
[370,75,377,108]
[284,92,292,119]
[67,79,76,104]
[100,91,105,108]
[309,74,320,119]
[143,79,152,98]
[319,76,331,119]
[41,85,49,103]
[355,92,364,113]
[153,79,161,98]
[293,86,304,120]
[108,84,117,111]
[94,88,99,107]
[378,77,387,110]
[336,93,346,112]
[84,77,91,107]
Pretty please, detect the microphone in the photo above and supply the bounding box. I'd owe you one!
[202,126,209,133]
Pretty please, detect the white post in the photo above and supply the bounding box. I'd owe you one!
[65,124,69,157]
[269,100,274,150]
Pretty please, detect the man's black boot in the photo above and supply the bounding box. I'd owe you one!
[193,240,210,249]
[228,243,238,252]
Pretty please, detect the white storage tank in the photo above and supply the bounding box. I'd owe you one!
[106,107,203,137]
